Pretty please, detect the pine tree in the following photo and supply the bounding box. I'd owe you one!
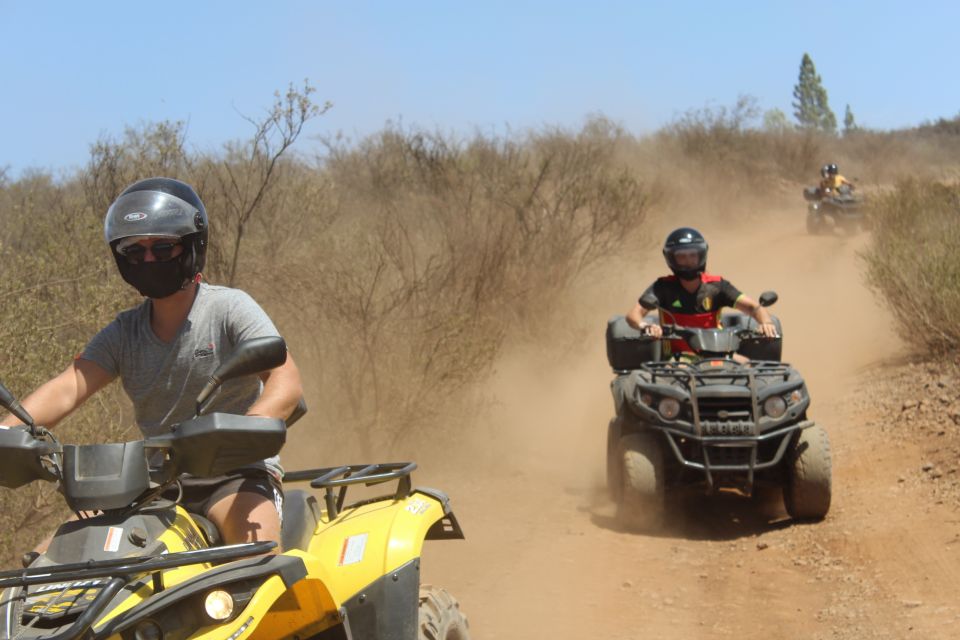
[843,104,857,134]
[792,53,837,133]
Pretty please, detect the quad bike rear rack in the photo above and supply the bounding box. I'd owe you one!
[284,462,417,521]
[284,462,464,539]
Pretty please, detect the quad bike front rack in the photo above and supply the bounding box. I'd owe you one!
[0,542,279,640]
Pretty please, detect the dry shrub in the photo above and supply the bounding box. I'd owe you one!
[293,123,654,456]
[649,97,826,215]
[646,98,960,218]
[0,173,134,561]
[862,178,960,353]
[0,114,654,561]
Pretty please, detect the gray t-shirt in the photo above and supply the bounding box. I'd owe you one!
[81,283,283,477]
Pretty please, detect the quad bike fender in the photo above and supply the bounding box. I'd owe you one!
[304,489,460,605]
[235,552,342,640]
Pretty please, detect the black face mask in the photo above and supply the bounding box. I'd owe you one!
[117,259,189,299]
[669,266,705,281]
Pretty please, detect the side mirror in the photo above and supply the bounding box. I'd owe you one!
[195,336,288,415]
[758,291,779,307]
[0,382,35,431]
[639,292,659,310]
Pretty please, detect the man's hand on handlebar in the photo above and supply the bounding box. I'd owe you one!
[638,322,663,338]
[757,322,779,339]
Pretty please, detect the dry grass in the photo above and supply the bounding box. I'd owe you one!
[862,178,960,354]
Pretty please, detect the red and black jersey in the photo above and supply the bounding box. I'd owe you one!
[639,273,743,354]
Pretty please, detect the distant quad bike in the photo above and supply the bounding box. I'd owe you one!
[605,292,831,532]
[0,337,469,640]
[803,184,868,235]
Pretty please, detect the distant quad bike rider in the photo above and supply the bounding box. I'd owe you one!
[818,163,853,195]
[625,227,779,359]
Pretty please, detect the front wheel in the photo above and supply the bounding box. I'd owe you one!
[418,585,470,640]
[783,425,832,520]
[606,418,623,501]
[616,433,666,532]
[806,211,824,235]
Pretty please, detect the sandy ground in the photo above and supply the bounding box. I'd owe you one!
[392,209,960,639]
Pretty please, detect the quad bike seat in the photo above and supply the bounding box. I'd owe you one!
[190,513,223,547]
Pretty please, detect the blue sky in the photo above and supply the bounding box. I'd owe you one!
[2,1,958,177]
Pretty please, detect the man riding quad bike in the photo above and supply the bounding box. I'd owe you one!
[607,228,832,531]
[0,338,470,640]
[803,163,867,235]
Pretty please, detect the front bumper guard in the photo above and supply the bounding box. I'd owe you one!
[655,420,815,491]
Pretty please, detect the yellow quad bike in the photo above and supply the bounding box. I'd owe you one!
[0,337,470,640]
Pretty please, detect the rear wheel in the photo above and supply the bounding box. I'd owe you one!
[616,433,666,532]
[418,585,470,640]
[784,425,832,520]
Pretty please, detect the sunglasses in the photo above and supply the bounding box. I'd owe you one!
[118,241,182,263]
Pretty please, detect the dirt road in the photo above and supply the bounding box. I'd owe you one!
[413,212,960,639]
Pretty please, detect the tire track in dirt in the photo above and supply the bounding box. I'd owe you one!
[411,210,960,638]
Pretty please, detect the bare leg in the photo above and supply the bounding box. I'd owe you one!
[205,490,282,553]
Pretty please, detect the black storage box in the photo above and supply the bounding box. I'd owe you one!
[606,316,661,371]
[721,312,783,362]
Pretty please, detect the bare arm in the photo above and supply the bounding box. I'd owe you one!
[626,302,662,337]
[0,359,115,428]
[247,351,303,420]
[734,296,779,338]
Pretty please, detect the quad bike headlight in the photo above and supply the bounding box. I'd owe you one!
[658,397,681,420]
[763,396,787,419]
[204,589,235,621]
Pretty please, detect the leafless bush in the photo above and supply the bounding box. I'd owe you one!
[81,120,193,215]
[198,81,332,286]
[301,123,654,455]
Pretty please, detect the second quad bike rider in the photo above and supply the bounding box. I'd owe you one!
[819,163,853,195]
[625,227,779,358]
[0,177,303,552]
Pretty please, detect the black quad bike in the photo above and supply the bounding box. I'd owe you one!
[605,292,831,531]
[0,337,469,640]
[803,184,868,235]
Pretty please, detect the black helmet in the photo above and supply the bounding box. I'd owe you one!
[105,178,208,297]
[821,163,838,177]
[663,227,708,280]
